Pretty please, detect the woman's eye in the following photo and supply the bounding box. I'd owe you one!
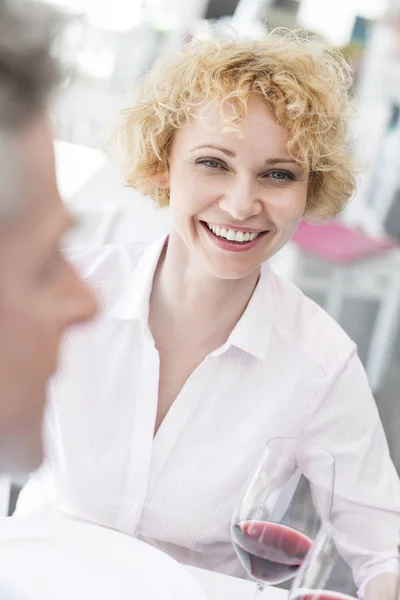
[197,158,223,170]
[267,170,295,182]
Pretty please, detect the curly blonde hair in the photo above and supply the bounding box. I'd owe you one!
[113,30,356,220]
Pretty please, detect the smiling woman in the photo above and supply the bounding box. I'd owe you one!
[155,94,309,280]
[16,29,400,600]
[114,31,355,221]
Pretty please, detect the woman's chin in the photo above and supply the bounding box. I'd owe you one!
[197,242,275,281]
[200,254,263,281]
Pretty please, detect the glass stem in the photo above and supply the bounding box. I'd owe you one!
[253,583,264,599]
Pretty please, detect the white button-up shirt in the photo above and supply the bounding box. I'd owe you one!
[16,237,400,594]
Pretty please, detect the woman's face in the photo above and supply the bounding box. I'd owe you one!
[164,95,309,280]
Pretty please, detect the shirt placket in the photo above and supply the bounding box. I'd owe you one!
[144,354,218,498]
[114,332,160,534]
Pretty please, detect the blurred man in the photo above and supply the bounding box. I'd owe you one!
[0,0,97,473]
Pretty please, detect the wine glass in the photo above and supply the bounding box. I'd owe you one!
[289,515,400,600]
[231,437,335,599]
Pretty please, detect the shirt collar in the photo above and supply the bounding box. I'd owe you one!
[110,236,273,361]
[215,262,273,362]
[109,235,167,321]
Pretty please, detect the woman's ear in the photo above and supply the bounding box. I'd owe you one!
[157,170,169,189]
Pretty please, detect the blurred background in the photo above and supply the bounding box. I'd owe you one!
[5,0,400,589]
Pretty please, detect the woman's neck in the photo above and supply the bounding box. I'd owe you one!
[149,232,260,345]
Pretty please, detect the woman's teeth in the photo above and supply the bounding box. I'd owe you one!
[206,222,262,243]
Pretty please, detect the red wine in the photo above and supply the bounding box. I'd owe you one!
[291,589,356,600]
[231,520,312,585]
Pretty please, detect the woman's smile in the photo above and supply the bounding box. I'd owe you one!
[200,220,270,253]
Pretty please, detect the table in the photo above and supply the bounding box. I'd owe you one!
[187,565,287,600]
[0,515,287,600]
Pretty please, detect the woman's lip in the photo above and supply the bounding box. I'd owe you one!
[201,221,268,234]
[201,221,269,252]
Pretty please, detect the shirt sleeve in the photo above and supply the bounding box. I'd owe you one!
[301,348,400,597]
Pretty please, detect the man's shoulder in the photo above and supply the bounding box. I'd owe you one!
[0,582,25,599]
[64,241,150,289]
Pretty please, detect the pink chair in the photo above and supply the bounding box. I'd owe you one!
[293,220,396,264]
[288,220,400,392]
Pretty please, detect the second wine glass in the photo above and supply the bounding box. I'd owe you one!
[231,436,335,599]
[288,515,400,600]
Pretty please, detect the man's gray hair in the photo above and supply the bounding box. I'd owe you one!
[0,0,61,128]
[0,0,62,221]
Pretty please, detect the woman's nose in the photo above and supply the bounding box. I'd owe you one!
[217,178,263,221]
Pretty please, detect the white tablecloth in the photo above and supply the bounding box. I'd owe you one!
[0,516,287,600]
[187,565,287,600]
